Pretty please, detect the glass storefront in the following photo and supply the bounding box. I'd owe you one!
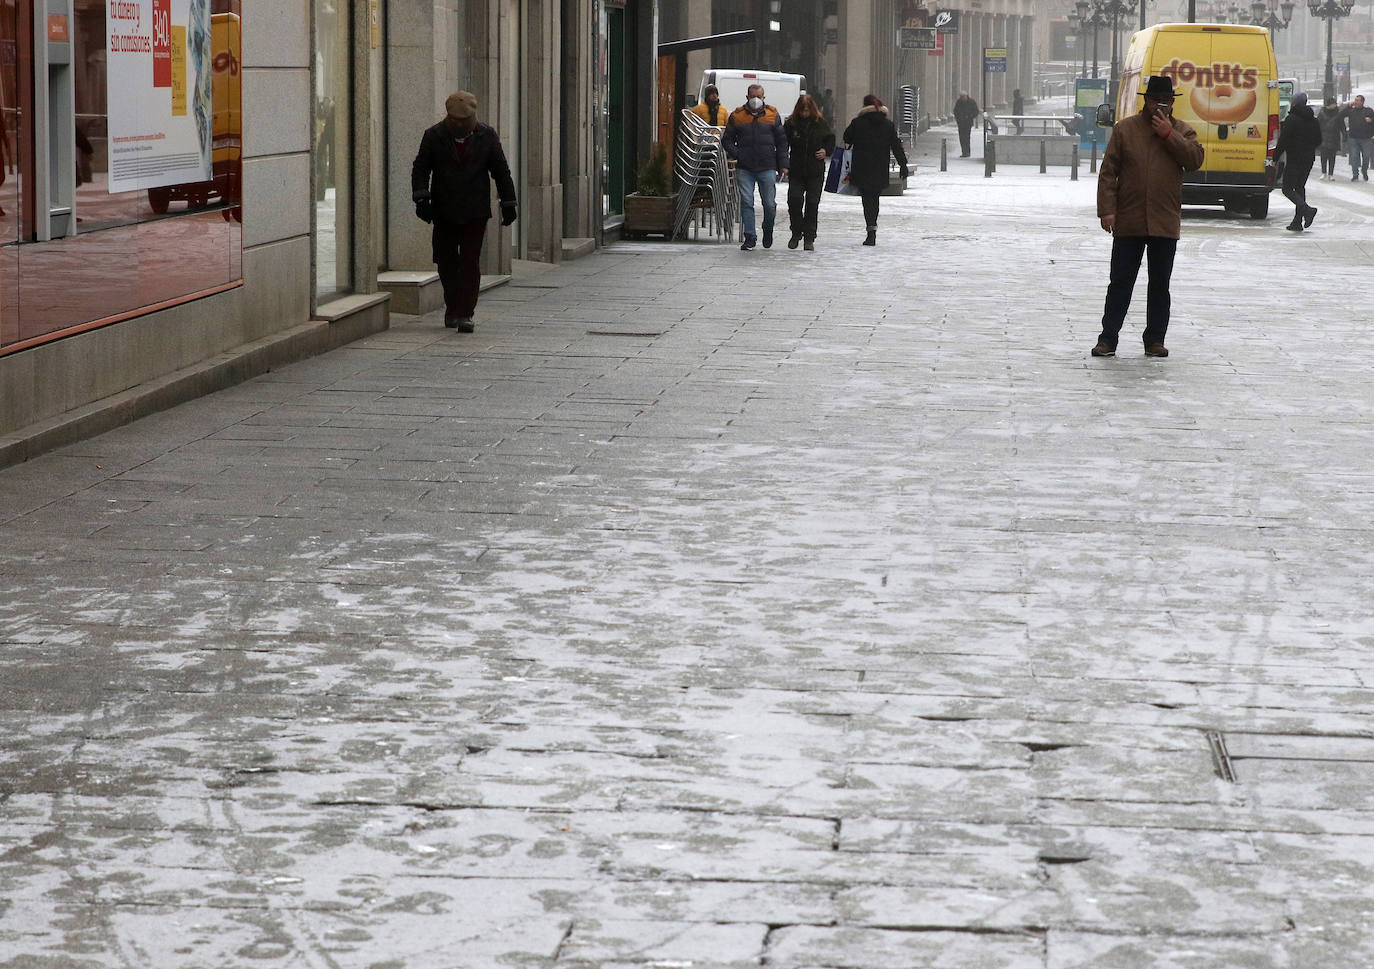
[0,0,242,355]
[313,0,349,299]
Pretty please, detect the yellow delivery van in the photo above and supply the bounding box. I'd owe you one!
[1113,23,1279,219]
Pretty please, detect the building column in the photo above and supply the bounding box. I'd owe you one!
[523,0,563,263]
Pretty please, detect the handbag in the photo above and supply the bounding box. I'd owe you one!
[824,146,852,193]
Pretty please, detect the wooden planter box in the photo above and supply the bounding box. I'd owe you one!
[623,193,676,239]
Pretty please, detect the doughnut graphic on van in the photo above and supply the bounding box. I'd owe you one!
[1112,23,1279,220]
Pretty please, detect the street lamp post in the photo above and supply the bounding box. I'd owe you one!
[1068,10,1087,79]
[1248,0,1295,30]
[1306,0,1354,102]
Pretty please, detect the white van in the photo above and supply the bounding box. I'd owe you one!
[697,69,807,117]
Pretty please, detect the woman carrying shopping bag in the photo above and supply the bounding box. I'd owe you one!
[843,94,909,246]
[783,95,835,251]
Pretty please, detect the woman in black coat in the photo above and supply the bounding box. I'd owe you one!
[842,95,909,246]
[1274,91,1324,232]
[783,95,836,250]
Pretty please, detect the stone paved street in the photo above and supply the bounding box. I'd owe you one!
[4,126,1374,968]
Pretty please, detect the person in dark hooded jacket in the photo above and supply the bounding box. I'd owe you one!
[1316,96,1345,179]
[1274,91,1323,232]
[842,95,909,246]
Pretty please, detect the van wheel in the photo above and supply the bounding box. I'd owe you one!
[1223,196,1248,214]
[1248,195,1269,219]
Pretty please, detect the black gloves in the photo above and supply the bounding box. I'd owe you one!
[501,202,518,226]
[414,195,433,223]
[899,166,911,180]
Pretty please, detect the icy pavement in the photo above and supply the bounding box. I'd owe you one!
[3,124,1374,968]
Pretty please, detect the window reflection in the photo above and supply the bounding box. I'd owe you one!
[314,0,349,299]
[0,0,242,353]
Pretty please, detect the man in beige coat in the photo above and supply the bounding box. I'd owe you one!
[1092,75,1204,359]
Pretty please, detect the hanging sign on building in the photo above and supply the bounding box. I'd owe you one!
[899,27,938,50]
[933,9,960,33]
[983,47,1008,73]
[106,0,213,193]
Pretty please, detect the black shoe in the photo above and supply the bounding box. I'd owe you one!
[862,228,876,246]
[788,233,801,249]
[1286,220,1303,232]
[1144,344,1169,358]
[1353,174,1360,181]
[762,228,774,249]
[456,316,475,333]
[740,235,757,251]
[803,238,815,251]
[1365,172,1370,181]
[1091,341,1116,357]
[443,315,462,328]
[1304,205,1317,227]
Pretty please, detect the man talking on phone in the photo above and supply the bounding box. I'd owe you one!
[1092,75,1204,359]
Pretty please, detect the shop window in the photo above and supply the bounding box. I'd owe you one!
[0,0,242,355]
[313,0,348,299]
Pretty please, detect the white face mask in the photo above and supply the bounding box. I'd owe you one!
[747,97,764,112]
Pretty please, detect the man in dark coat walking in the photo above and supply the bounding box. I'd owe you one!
[1274,91,1323,232]
[721,84,790,251]
[411,91,517,332]
[1092,75,1204,359]
[953,93,979,157]
[842,95,909,247]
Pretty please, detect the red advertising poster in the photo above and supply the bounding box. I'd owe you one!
[151,0,171,87]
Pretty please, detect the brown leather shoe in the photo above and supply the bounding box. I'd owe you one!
[1144,343,1168,357]
[1090,341,1116,357]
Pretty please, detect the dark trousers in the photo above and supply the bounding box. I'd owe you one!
[1320,148,1338,176]
[957,122,973,156]
[861,191,880,229]
[433,220,488,320]
[1281,156,1314,219]
[787,175,823,239]
[1099,235,1178,348]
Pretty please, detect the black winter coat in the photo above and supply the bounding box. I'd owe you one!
[1317,106,1345,151]
[953,96,979,127]
[783,115,836,181]
[1341,105,1374,141]
[411,120,517,225]
[1276,103,1323,164]
[842,107,909,193]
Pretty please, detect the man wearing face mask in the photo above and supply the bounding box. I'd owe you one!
[412,91,518,332]
[722,84,790,250]
[1092,75,1203,359]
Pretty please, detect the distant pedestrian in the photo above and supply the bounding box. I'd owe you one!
[820,88,836,120]
[1316,96,1345,179]
[722,83,790,251]
[783,95,835,251]
[1275,91,1323,232]
[692,84,729,128]
[411,91,517,332]
[1012,88,1024,134]
[953,92,979,157]
[842,94,910,247]
[1339,94,1373,181]
[1092,76,1204,359]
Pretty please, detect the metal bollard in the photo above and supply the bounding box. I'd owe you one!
[1039,140,1047,174]
[941,138,948,172]
[1071,143,1079,181]
[984,143,995,177]
[1091,140,1098,174]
